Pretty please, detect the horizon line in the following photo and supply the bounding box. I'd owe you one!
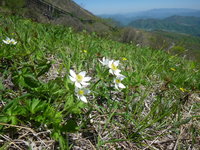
[93,8,200,15]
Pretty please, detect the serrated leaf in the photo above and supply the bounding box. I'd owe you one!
[29,99,41,114]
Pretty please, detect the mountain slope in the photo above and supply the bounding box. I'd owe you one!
[44,0,95,20]
[0,14,199,150]
[128,16,200,36]
[1,1,200,61]
[0,0,113,34]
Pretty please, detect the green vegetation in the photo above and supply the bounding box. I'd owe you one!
[148,30,200,61]
[118,27,200,62]
[0,14,200,149]
[2,0,25,9]
[0,0,113,36]
[128,16,200,36]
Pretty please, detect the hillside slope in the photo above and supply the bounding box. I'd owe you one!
[0,14,200,150]
[45,0,95,20]
[0,0,113,34]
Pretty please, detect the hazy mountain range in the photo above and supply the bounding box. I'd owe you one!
[128,15,200,36]
[100,8,200,25]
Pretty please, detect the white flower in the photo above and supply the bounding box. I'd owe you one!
[75,88,90,103]
[3,37,17,45]
[108,60,121,76]
[99,57,110,66]
[114,75,126,90]
[3,37,11,44]
[69,69,91,88]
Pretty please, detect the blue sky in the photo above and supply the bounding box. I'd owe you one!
[73,0,200,14]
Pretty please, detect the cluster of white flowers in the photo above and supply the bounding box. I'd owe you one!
[3,37,17,45]
[99,57,126,90]
[69,70,91,103]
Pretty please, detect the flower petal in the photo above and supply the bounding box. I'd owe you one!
[10,39,17,45]
[75,82,82,88]
[100,57,110,66]
[3,40,9,44]
[99,57,104,64]
[115,84,119,90]
[114,69,121,76]
[81,82,90,87]
[70,70,77,78]
[109,69,114,75]
[119,83,125,89]
[80,95,88,103]
[117,74,125,79]
[108,60,114,68]
[114,60,119,66]
[69,76,76,82]
[83,77,91,82]
[84,89,90,94]
[79,71,86,77]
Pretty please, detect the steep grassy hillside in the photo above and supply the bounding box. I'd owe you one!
[128,16,200,36]
[0,0,113,34]
[151,30,200,59]
[1,1,200,62]
[0,14,200,150]
[119,27,200,62]
[45,0,95,20]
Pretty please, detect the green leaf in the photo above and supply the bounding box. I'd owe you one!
[0,142,9,150]
[0,79,4,90]
[26,99,42,114]
[11,116,18,125]
[37,62,51,77]
[23,74,40,88]
[58,135,68,150]
[172,117,192,128]
[52,131,67,150]
[62,119,78,132]
[0,116,9,123]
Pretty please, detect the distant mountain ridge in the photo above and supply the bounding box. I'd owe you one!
[128,15,200,36]
[100,8,200,25]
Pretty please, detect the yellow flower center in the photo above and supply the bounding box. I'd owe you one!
[116,79,121,84]
[180,88,186,92]
[122,57,127,61]
[111,63,118,71]
[78,90,84,95]
[83,50,87,53]
[76,74,83,82]
[170,68,176,71]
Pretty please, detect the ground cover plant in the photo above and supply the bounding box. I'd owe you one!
[0,14,200,149]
